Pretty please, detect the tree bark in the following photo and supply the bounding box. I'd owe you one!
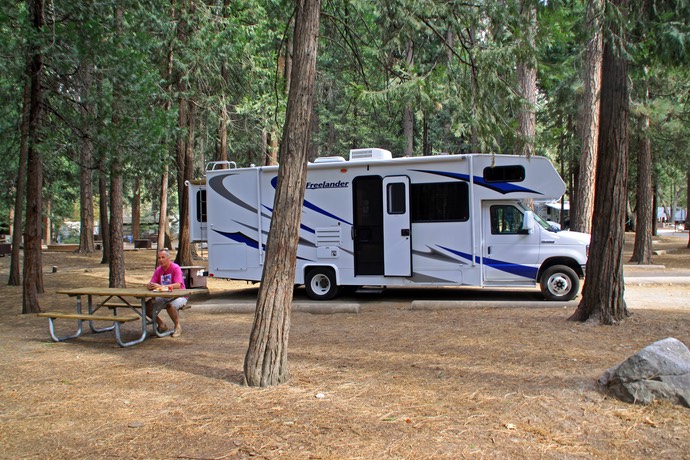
[108,4,126,288]
[403,41,414,156]
[109,163,126,288]
[244,0,320,387]
[571,0,604,234]
[687,170,690,248]
[8,67,31,286]
[79,140,95,253]
[98,158,110,264]
[131,177,141,240]
[630,84,653,264]
[516,0,537,158]
[570,5,629,324]
[157,167,169,255]
[23,0,46,313]
[176,99,194,266]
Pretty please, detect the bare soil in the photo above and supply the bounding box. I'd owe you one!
[0,233,689,459]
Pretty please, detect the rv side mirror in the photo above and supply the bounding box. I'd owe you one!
[521,211,535,235]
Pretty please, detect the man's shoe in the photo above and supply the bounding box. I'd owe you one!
[172,325,182,338]
[157,323,169,333]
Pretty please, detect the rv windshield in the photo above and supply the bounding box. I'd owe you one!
[518,202,560,232]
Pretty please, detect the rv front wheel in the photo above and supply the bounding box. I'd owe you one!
[305,268,339,301]
[540,265,579,301]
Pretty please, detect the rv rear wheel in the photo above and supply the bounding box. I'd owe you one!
[305,268,339,301]
[540,265,579,301]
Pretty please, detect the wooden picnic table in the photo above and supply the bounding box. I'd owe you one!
[38,287,208,347]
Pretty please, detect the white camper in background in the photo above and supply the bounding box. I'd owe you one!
[188,149,590,301]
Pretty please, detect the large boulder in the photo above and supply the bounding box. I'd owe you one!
[599,337,690,407]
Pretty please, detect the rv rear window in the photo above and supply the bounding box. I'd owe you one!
[411,182,469,222]
[483,165,525,182]
[196,190,207,223]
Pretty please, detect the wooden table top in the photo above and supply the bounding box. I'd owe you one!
[56,287,209,298]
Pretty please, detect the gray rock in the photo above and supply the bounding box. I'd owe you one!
[599,337,690,407]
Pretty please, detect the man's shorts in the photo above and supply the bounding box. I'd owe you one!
[150,296,188,310]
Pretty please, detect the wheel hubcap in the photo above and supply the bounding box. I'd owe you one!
[311,275,330,295]
[548,274,571,296]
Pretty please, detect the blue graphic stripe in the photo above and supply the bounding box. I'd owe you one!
[412,169,541,195]
[438,245,538,279]
[213,229,311,261]
[214,229,263,250]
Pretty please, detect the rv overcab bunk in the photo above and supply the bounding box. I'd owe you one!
[187,148,590,301]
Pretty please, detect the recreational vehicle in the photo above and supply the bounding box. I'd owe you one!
[188,148,590,301]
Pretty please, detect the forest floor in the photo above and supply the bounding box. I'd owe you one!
[0,232,689,459]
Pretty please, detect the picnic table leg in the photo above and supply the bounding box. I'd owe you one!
[45,317,83,342]
[45,295,84,342]
[150,299,173,338]
[113,300,148,348]
[86,294,115,334]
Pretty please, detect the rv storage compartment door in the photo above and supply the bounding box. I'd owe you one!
[383,176,412,277]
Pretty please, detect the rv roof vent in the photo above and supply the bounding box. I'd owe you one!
[349,148,392,161]
[313,156,346,163]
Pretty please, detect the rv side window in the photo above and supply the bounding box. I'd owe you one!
[490,205,524,234]
[410,182,469,222]
[196,189,207,223]
[387,183,406,215]
[483,165,525,182]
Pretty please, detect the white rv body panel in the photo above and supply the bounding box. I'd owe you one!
[188,152,590,300]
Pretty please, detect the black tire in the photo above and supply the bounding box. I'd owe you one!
[540,265,580,301]
[305,267,339,301]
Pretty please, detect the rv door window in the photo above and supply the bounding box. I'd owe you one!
[386,183,406,215]
[483,165,525,182]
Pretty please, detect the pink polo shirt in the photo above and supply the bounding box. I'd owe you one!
[150,262,186,289]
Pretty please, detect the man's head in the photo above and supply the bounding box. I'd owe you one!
[157,250,171,269]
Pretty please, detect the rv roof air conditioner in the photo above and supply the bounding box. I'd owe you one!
[349,148,392,161]
[313,156,346,163]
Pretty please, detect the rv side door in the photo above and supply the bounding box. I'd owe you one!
[383,176,412,277]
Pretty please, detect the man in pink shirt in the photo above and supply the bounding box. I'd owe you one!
[146,249,188,337]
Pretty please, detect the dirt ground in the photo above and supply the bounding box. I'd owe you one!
[0,233,689,459]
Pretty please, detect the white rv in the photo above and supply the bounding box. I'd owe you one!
[188,148,590,301]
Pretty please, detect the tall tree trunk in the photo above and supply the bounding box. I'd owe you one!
[515,0,537,158]
[630,82,653,264]
[108,4,126,288]
[23,0,46,313]
[78,63,95,253]
[43,200,51,243]
[244,0,320,387]
[570,2,629,324]
[98,159,110,264]
[403,41,414,156]
[79,139,95,253]
[9,67,31,286]
[218,100,229,162]
[109,164,126,288]
[686,170,690,248]
[131,177,141,240]
[266,130,279,165]
[176,100,194,266]
[571,0,604,234]
[157,166,169,255]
